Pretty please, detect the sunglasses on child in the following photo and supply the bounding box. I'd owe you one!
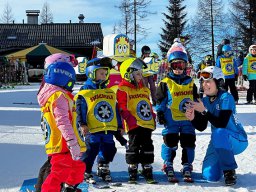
[200,71,213,80]
[170,61,186,70]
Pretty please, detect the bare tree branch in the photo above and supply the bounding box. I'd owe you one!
[40,2,53,24]
[1,2,14,23]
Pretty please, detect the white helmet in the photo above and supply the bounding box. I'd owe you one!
[200,66,225,89]
[200,66,224,80]
[173,38,181,43]
[249,45,256,54]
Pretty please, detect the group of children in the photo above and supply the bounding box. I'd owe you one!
[36,41,249,191]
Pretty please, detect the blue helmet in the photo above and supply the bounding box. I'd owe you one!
[44,62,76,91]
[222,45,232,52]
[168,51,188,63]
[85,57,111,80]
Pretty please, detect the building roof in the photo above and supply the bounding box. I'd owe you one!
[0,23,103,53]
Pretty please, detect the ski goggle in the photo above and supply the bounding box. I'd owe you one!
[251,49,256,52]
[224,51,232,56]
[200,71,213,80]
[170,61,186,70]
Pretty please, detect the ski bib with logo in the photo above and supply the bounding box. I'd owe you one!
[118,86,155,131]
[162,78,194,121]
[220,57,234,76]
[41,91,86,155]
[75,88,118,133]
[247,56,256,74]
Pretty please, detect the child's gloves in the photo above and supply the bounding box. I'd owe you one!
[157,111,166,125]
[114,129,128,147]
[67,139,81,161]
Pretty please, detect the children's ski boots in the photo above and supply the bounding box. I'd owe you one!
[162,164,179,183]
[224,170,237,186]
[97,163,112,182]
[181,163,193,183]
[128,164,138,184]
[141,164,158,184]
[61,183,82,192]
[84,172,96,184]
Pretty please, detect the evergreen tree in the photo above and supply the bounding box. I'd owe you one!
[159,0,187,54]
[230,0,256,50]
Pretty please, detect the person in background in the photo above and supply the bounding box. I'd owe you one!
[242,44,256,104]
[38,61,85,192]
[236,51,245,89]
[185,66,248,186]
[197,55,214,98]
[156,49,198,183]
[217,38,230,58]
[141,45,157,106]
[117,58,157,184]
[216,45,239,104]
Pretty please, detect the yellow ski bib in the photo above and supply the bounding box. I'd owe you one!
[220,57,234,76]
[247,56,256,74]
[162,78,194,121]
[41,91,86,155]
[118,86,155,131]
[75,88,118,133]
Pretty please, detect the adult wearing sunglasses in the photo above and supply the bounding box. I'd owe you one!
[242,44,256,104]
[155,50,199,183]
[216,45,239,104]
[185,66,248,186]
[197,55,214,98]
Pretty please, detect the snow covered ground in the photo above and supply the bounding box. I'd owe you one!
[0,83,256,192]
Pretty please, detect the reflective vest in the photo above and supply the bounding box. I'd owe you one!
[247,56,256,74]
[75,88,118,133]
[162,78,194,121]
[41,91,86,155]
[220,57,234,76]
[118,86,155,131]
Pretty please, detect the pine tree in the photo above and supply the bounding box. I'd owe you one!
[230,0,256,49]
[158,0,187,54]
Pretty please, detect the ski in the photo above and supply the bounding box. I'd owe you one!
[91,182,122,189]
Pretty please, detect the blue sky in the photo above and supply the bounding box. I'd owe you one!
[0,0,197,56]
